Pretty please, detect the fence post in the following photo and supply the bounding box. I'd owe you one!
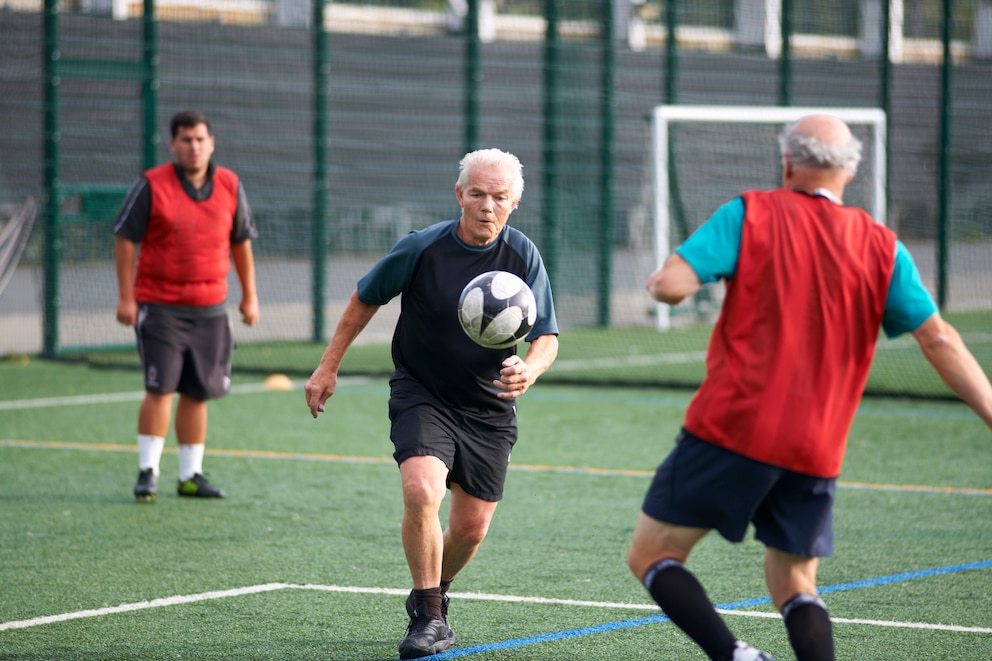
[879,0,892,226]
[541,0,560,285]
[598,0,615,327]
[312,0,329,341]
[142,0,158,171]
[778,0,792,105]
[937,0,953,308]
[42,0,61,358]
[464,0,480,153]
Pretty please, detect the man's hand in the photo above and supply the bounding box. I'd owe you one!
[493,334,559,399]
[494,354,537,399]
[240,294,260,326]
[304,367,338,419]
[116,298,138,327]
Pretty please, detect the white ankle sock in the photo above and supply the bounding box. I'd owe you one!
[178,444,205,482]
[137,435,165,476]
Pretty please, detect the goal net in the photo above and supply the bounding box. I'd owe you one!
[652,105,887,331]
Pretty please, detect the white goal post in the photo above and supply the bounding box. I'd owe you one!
[652,105,887,331]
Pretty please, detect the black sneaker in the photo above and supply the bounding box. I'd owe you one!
[134,468,157,502]
[177,473,225,498]
[398,608,455,659]
[405,590,450,621]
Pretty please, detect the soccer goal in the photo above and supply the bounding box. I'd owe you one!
[652,105,887,330]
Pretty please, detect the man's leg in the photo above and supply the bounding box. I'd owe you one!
[764,548,833,661]
[398,455,456,659]
[176,394,207,480]
[400,455,450,593]
[134,392,173,500]
[138,391,173,440]
[173,394,224,497]
[441,482,499,584]
[628,513,744,661]
[402,478,499,632]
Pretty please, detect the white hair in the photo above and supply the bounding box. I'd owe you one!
[778,124,863,176]
[457,148,524,200]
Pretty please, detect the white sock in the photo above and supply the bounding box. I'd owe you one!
[178,444,205,482]
[137,435,165,476]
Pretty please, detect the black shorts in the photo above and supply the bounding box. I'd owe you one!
[388,392,517,503]
[641,428,835,558]
[135,303,234,400]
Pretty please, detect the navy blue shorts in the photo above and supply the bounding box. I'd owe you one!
[135,304,234,400]
[641,429,835,557]
[388,393,517,503]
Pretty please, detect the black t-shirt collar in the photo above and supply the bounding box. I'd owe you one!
[171,161,215,201]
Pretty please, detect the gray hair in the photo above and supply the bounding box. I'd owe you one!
[778,124,862,176]
[457,148,524,200]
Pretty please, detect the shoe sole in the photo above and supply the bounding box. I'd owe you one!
[398,636,455,659]
[134,493,155,502]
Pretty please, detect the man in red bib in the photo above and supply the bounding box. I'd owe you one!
[114,109,259,501]
[627,114,992,661]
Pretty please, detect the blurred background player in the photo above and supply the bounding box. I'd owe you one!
[627,114,992,661]
[114,109,260,501]
[305,148,559,659]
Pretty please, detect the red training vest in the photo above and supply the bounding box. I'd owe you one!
[135,163,240,306]
[684,189,897,478]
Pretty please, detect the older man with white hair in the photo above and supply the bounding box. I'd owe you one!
[305,148,559,659]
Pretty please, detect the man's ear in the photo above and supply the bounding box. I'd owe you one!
[780,157,794,185]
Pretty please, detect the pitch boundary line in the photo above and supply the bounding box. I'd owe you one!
[3,439,991,496]
[1,378,984,425]
[0,377,374,411]
[3,565,991,635]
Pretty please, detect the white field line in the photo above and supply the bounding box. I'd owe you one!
[2,583,990,635]
[4,328,991,411]
[552,350,707,371]
[0,583,291,631]
[0,376,373,411]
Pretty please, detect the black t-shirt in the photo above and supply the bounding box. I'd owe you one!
[358,219,558,420]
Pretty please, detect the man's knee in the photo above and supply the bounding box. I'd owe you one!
[628,514,700,580]
[400,456,449,507]
[447,517,488,547]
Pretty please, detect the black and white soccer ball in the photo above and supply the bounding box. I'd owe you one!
[457,271,537,349]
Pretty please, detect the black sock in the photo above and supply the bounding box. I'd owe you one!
[782,593,834,661]
[412,587,443,619]
[643,559,737,661]
[439,579,452,597]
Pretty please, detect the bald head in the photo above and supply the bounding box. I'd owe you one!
[779,114,862,177]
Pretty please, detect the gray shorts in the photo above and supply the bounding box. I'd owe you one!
[135,303,234,400]
[388,393,517,503]
[641,428,836,557]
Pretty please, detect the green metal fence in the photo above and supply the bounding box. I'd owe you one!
[1,0,990,398]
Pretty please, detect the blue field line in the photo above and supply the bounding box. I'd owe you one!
[817,559,992,595]
[408,559,992,661]
[426,614,672,659]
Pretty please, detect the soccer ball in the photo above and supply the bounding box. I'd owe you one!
[458,271,537,349]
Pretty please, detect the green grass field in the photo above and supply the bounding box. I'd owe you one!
[1,357,990,660]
